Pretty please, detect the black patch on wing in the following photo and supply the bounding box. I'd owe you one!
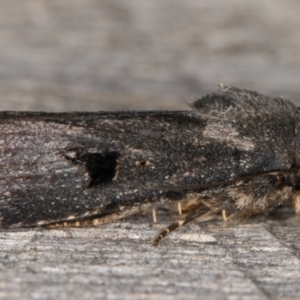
[65,151,120,186]
[85,152,120,186]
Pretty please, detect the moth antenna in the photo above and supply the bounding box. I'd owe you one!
[153,220,185,246]
[153,208,216,246]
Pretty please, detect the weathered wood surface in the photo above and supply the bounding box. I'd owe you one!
[1,211,300,299]
[1,0,300,112]
[1,1,300,299]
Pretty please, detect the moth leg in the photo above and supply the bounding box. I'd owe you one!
[222,210,228,222]
[152,209,157,223]
[153,208,215,246]
[292,191,300,215]
[178,202,182,215]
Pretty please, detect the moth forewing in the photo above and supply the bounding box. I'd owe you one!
[0,85,299,245]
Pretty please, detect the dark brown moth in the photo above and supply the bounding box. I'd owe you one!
[1,85,300,245]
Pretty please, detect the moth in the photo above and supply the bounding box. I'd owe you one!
[1,85,300,246]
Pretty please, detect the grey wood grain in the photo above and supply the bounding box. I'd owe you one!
[0,0,300,112]
[1,212,300,300]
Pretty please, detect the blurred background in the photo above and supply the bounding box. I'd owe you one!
[1,0,300,111]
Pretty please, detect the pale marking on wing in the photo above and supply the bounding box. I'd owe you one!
[203,123,254,151]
